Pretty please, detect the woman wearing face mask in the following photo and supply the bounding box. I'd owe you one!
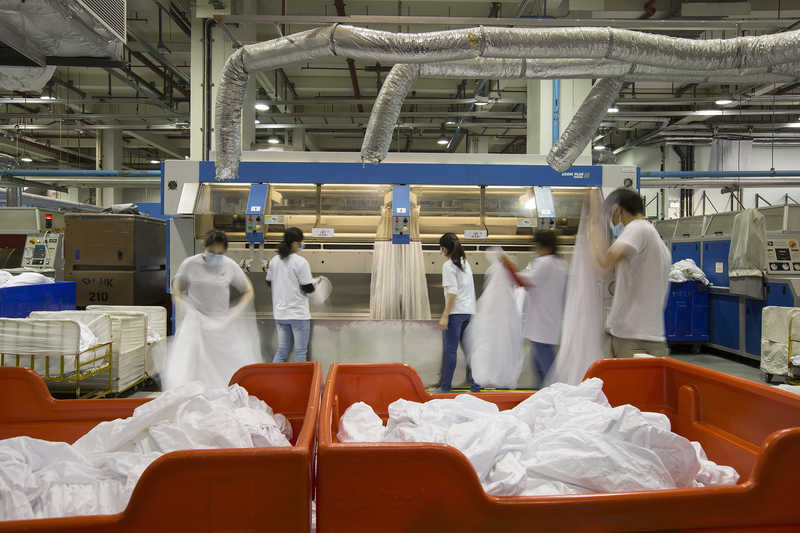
[438,233,480,393]
[166,230,260,389]
[267,227,315,362]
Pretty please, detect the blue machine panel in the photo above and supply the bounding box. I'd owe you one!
[702,241,731,286]
[664,281,709,343]
[671,242,701,265]
[709,293,739,350]
[745,298,764,356]
[392,185,411,245]
[0,281,76,318]
[198,161,602,187]
[766,282,795,307]
[245,184,269,244]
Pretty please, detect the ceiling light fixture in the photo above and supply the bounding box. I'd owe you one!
[149,159,160,164]
[697,109,723,116]
[255,119,261,124]
[254,103,270,111]
[39,95,53,100]
[787,122,800,128]
[437,136,449,146]
[267,136,281,144]
[19,156,32,163]
[715,98,734,105]
[607,107,619,113]
[444,120,457,126]
[473,96,490,106]
[593,144,606,151]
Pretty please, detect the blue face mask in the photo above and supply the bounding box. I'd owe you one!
[204,251,224,267]
[609,208,624,238]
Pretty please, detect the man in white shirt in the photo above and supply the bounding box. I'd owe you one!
[590,189,671,357]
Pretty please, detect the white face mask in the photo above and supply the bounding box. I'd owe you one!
[299,242,305,251]
[609,208,624,238]
[204,251,224,267]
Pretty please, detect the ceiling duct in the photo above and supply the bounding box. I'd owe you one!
[214,24,800,179]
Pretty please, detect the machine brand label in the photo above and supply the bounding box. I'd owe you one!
[464,229,488,239]
[249,206,261,213]
[312,228,335,238]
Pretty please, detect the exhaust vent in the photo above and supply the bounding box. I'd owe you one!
[76,0,127,43]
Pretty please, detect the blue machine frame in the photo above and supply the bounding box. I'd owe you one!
[195,161,602,187]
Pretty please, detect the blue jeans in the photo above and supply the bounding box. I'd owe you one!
[441,314,480,393]
[531,341,557,385]
[273,319,311,362]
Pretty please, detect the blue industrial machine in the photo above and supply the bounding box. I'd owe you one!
[656,205,800,363]
[161,153,637,316]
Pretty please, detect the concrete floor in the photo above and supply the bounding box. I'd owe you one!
[668,350,766,383]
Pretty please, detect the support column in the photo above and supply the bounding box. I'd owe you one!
[239,0,257,152]
[467,135,489,153]
[291,127,306,151]
[526,80,553,155]
[97,130,122,207]
[190,16,206,160]
[557,79,593,163]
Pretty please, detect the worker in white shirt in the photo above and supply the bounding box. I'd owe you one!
[502,230,568,384]
[439,233,480,393]
[266,227,316,362]
[589,188,671,357]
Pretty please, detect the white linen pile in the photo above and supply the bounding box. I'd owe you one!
[338,378,739,496]
[0,272,54,287]
[0,382,292,521]
[669,259,710,285]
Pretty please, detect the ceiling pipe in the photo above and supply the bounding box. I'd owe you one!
[640,177,800,188]
[4,170,161,177]
[215,24,800,179]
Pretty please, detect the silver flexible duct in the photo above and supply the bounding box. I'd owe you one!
[360,58,800,164]
[215,24,800,179]
[547,79,624,172]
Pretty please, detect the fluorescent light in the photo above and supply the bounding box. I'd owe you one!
[607,107,619,113]
[444,120,457,126]
[473,96,491,106]
[474,101,490,106]
[149,159,160,164]
[19,156,32,163]
[267,136,280,144]
[254,103,270,111]
[612,147,624,155]
[787,122,800,128]
[696,109,723,116]
[593,144,606,151]
[254,119,260,124]
[715,98,734,105]
[437,136,449,145]
[39,95,53,100]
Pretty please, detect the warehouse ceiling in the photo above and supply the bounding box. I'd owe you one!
[2,0,800,169]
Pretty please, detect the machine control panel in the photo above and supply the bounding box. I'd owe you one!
[533,186,556,230]
[766,238,800,274]
[392,185,411,245]
[21,233,62,271]
[245,184,269,244]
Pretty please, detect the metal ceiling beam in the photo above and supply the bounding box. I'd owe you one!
[0,98,188,106]
[123,130,186,159]
[257,97,527,105]
[0,124,188,131]
[0,113,186,120]
[220,14,784,31]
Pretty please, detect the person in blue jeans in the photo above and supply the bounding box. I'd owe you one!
[438,233,480,393]
[502,230,568,385]
[267,227,316,362]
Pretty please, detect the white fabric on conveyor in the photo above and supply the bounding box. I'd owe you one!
[1,272,54,287]
[0,382,291,521]
[338,378,738,497]
[669,259,709,285]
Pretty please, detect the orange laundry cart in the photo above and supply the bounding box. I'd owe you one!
[317,358,800,532]
[0,362,321,533]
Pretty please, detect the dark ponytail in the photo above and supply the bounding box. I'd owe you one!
[278,227,304,259]
[439,233,466,271]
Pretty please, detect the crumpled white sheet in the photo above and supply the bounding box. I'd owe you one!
[338,378,738,496]
[1,272,55,288]
[669,259,710,285]
[77,322,98,353]
[0,382,291,521]
[466,250,523,388]
[309,276,333,307]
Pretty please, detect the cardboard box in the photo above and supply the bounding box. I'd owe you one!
[66,270,166,307]
[65,214,166,270]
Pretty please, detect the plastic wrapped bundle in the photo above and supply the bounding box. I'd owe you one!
[729,209,766,278]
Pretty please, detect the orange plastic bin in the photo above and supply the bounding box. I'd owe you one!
[0,361,321,533]
[317,358,800,532]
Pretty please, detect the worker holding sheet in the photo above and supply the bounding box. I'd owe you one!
[589,188,671,357]
[502,230,568,384]
[164,230,261,389]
